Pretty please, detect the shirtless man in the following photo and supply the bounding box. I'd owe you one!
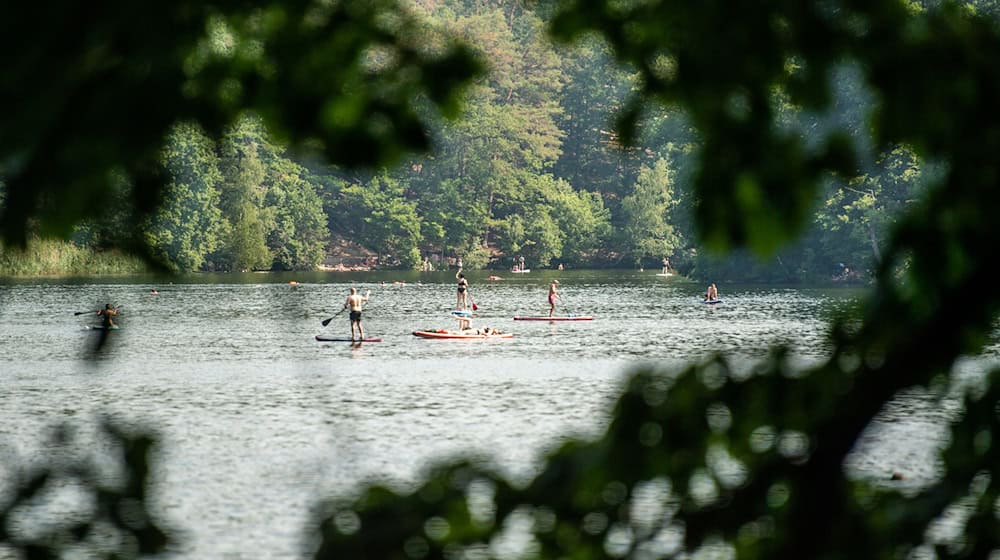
[343,287,370,340]
[96,304,119,328]
[548,279,561,317]
[662,257,671,274]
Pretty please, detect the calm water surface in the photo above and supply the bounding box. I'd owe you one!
[0,270,992,558]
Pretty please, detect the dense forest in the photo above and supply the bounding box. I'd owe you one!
[0,0,979,280]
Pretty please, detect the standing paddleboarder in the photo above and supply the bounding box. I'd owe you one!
[456,269,470,310]
[548,280,561,317]
[343,288,371,341]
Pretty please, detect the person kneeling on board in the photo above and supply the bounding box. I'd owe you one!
[704,283,719,302]
[97,304,119,329]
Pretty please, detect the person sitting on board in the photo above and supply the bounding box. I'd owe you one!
[705,283,719,302]
[97,304,119,328]
[548,280,561,317]
[343,287,370,341]
[456,269,470,310]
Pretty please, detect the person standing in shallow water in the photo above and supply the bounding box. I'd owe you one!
[343,287,370,340]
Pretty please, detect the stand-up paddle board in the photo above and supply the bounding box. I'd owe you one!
[655,273,673,277]
[315,335,383,342]
[702,299,723,305]
[451,309,474,317]
[511,269,531,273]
[513,316,593,321]
[86,325,120,330]
[413,329,512,339]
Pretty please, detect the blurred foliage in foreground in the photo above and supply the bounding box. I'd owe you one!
[0,422,171,558]
[3,0,1000,559]
[0,0,481,256]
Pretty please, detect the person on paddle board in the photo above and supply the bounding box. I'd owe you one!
[548,280,561,317]
[705,283,719,302]
[662,257,671,274]
[456,269,470,310]
[343,288,371,341]
[97,304,119,328]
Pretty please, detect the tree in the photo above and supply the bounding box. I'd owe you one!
[620,158,681,265]
[215,118,273,271]
[817,146,930,272]
[333,173,423,268]
[144,123,224,272]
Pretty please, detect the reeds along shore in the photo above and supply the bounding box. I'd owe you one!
[0,239,146,276]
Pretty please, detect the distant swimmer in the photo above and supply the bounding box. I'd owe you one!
[548,280,561,317]
[488,275,503,281]
[705,283,719,302]
[97,304,119,328]
[150,289,159,295]
[343,287,371,341]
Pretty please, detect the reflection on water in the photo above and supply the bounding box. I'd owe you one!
[0,271,992,558]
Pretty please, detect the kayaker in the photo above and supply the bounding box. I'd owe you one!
[343,288,371,341]
[96,304,119,328]
[548,280,561,317]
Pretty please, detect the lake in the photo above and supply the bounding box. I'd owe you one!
[0,270,991,558]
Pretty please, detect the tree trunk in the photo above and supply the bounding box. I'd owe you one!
[867,223,882,264]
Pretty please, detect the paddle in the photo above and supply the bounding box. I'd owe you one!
[470,293,479,311]
[320,308,346,327]
[76,305,123,316]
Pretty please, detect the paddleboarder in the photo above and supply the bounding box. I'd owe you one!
[456,269,470,310]
[343,288,371,341]
[96,304,119,329]
[705,283,719,302]
[548,280,561,317]
[662,257,671,275]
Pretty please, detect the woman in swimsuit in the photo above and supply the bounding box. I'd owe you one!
[456,269,469,310]
[548,280,560,317]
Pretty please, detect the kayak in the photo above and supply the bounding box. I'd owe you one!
[315,335,383,342]
[513,316,593,321]
[413,329,513,339]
